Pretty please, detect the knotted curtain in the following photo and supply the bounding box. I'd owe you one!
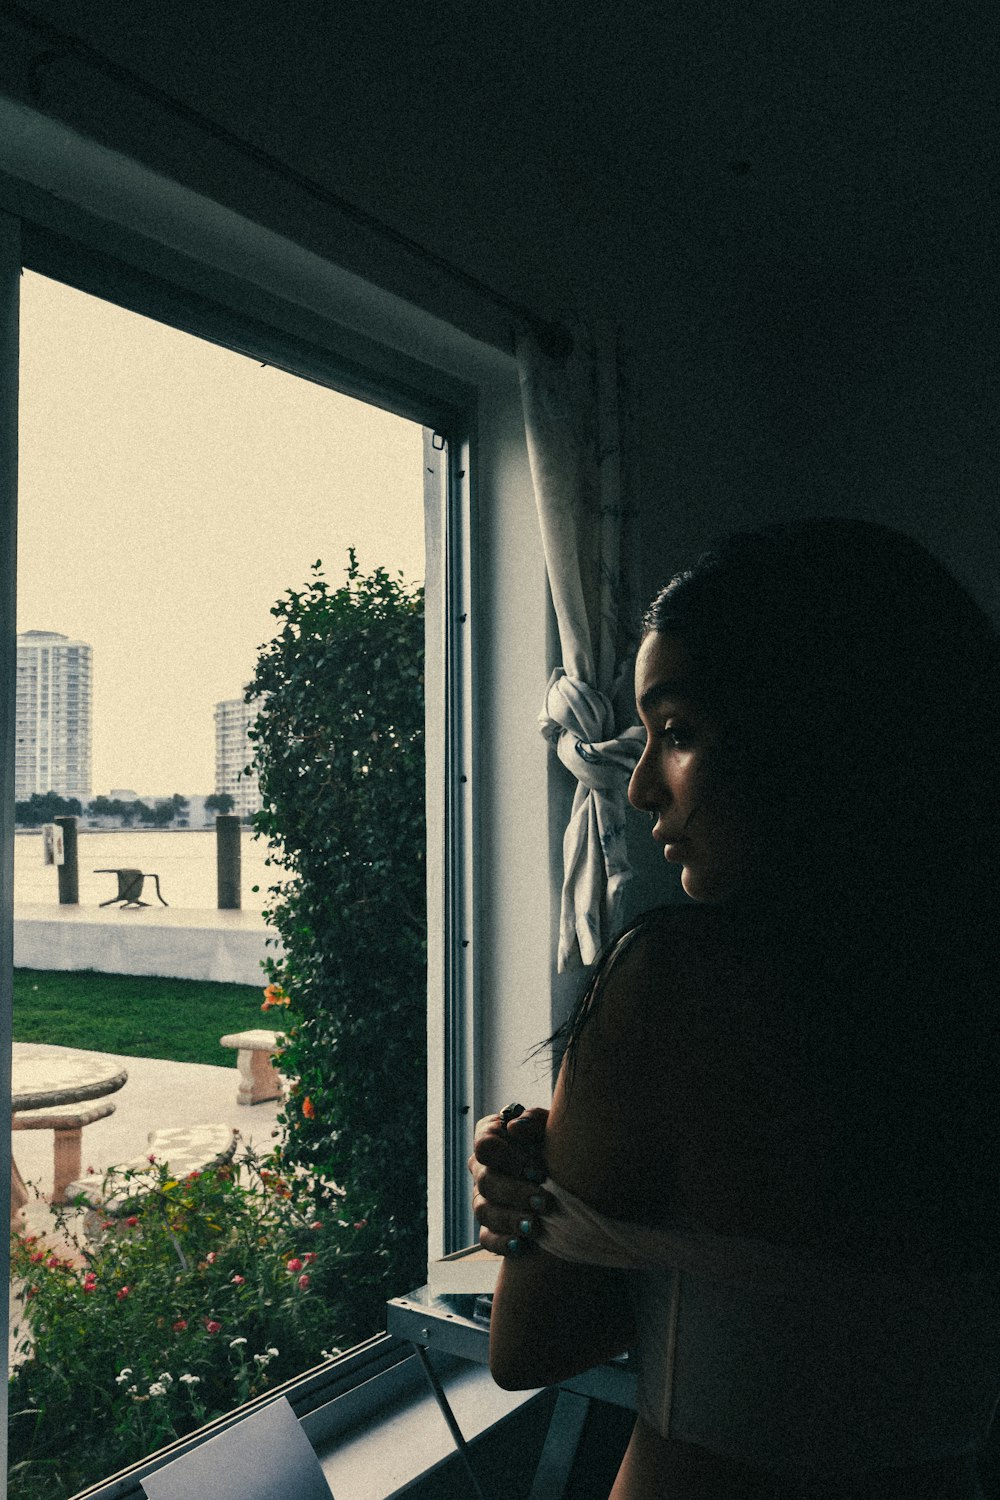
[517,323,643,970]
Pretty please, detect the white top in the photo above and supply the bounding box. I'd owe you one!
[539,1176,1000,1475]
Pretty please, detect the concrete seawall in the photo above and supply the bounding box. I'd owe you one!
[13,903,282,987]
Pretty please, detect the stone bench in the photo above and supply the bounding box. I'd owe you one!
[220,1029,284,1105]
[64,1123,240,1233]
[13,1099,117,1204]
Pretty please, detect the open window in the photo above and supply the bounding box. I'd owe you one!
[0,91,555,1500]
[0,232,480,1499]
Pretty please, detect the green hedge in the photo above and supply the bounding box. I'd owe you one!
[247,552,427,1311]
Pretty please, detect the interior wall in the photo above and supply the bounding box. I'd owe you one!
[0,0,995,1008]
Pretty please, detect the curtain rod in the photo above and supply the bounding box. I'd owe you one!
[2,3,573,359]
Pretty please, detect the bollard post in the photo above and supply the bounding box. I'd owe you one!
[54,815,79,904]
[216,814,242,909]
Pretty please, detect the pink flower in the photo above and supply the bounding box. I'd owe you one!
[206,1252,217,1264]
[286,1257,304,1273]
[46,1255,59,1269]
[353,1219,368,1230]
[125,1215,139,1227]
[117,1286,130,1301]
[231,1274,246,1286]
[29,1250,44,1264]
[82,1273,97,1294]
[173,1319,188,1332]
[310,1221,322,1231]
[297,1273,311,1291]
[303,1252,317,1265]
[147,1153,157,1164]
[204,1319,222,1335]
[82,1282,95,1294]
[186,1170,201,1182]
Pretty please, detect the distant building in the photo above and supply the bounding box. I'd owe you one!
[16,631,93,802]
[214,696,263,818]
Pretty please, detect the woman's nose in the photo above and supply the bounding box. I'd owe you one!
[628,742,662,811]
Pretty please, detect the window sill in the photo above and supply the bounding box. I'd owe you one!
[310,1354,540,1500]
[76,1339,540,1500]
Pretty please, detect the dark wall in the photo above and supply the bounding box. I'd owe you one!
[1,1,995,611]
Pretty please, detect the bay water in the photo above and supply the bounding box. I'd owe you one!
[15,829,286,914]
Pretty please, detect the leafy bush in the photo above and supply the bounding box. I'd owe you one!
[8,1150,382,1500]
[247,553,427,1306]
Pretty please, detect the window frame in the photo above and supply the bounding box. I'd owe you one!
[0,96,533,1496]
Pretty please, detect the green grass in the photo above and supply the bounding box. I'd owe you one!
[12,968,269,1066]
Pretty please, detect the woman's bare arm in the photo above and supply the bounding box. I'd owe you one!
[488,928,667,1388]
[489,1248,634,1389]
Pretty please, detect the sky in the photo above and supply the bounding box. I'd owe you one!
[17,271,425,798]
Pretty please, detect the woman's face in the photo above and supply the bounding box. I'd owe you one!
[628,631,752,903]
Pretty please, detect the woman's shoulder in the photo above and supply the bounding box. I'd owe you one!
[549,905,759,1218]
[598,902,753,1005]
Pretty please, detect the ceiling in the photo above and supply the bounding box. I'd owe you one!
[6,0,995,332]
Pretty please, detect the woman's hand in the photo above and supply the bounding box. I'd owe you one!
[469,1107,552,1255]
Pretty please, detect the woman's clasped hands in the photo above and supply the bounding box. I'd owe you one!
[468,1106,552,1255]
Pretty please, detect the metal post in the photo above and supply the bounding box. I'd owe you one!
[216,814,241,909]
[54,816,79,905]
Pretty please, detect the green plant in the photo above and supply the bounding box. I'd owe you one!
[8,1149,383,1500]
[247,552,427,1307]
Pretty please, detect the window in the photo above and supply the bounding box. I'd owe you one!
[0,94,551,1500]
[13,270,440,1499]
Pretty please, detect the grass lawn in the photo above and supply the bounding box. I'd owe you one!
[13,968,269,1066]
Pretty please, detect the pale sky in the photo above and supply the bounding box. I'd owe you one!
[17,271,425,798]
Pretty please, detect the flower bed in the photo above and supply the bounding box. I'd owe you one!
[8,1148,382,1500]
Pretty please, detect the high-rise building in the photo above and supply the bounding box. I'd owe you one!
[15,631,93,802]
[214,696,263,818]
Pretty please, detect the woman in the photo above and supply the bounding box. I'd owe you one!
[471,519,1000,1498]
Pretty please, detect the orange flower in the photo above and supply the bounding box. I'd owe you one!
[302,1096,316,1119]
[261,983,290,1012]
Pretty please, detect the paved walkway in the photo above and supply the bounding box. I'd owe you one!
[10,1041,284,1369]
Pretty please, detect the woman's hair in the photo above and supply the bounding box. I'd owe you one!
[552,517,1000,1072]
[644,517,1000,924]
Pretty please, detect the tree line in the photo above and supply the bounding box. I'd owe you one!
[15,791,235,827]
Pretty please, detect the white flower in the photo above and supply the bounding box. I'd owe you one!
[127,1385,138,1396]
[157,1371,174,1385]
[320,1348,342,1361]
[228,1337,248,1348]
[115,1368,133,1385]
[148,1382,167,1397]
[266,1346,278,1357]
[179,1373,201,1386]
[252,1353,270,1366]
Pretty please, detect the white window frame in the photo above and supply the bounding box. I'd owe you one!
[0,93,560,1500]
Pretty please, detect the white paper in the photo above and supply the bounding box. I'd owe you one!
[42,823,64,866]
[141,1396,331,1500]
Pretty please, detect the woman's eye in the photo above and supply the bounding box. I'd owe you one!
[661,722,692,749]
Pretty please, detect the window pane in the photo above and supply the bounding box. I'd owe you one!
[10,270,428,1500]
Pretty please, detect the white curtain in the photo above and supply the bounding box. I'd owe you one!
[518,323,644,971]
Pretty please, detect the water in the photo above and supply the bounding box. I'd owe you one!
[15,829,288,912]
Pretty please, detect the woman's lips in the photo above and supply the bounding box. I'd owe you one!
[652,822,688,861]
